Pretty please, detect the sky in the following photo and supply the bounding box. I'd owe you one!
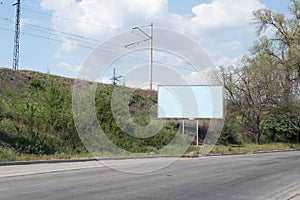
[0,0,293,86]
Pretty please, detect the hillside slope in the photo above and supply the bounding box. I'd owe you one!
[0,68,178,159]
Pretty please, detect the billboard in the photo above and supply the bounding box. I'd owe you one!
[157,85,224,119]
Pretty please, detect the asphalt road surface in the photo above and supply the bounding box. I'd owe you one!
[0,151,299,200]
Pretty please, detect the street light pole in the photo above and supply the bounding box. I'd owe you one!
[125,23,153,90]
[149,22,153,90]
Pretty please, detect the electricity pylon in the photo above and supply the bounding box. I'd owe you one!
[110,68,123,85]
[12,0,21,70]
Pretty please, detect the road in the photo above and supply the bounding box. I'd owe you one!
[0,151,299,200]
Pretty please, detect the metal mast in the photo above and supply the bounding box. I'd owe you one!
[125,23,153,90]
[12,0,21,70]
[149,22,153,90]
[110,68,122,85]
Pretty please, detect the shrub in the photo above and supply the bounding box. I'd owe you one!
[29,79,43,89]
[261,114,300,143]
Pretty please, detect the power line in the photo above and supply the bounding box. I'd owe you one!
[1,16,147,58]
[26,24,101,43]
[0,27,152,64]
[23,8,124,31]
[0,4,194,69]
[0,27,91,49]
[0,16,101,45]
[1,15,189,66]
[0,3,196,72]
[0,18,99,49]
[1,27,195,73]
[1,25,195,73]
[0,19,155,65]
[22,25,98,46]
[0,1,124,31]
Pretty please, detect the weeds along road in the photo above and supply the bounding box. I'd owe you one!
[0,151,299,200]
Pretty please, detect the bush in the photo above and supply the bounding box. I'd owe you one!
[29,79,43,89]
[0,119,18,137]
[261,114,300,143]
[219,115,242,145]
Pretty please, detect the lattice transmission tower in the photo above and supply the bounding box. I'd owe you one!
[110,68,123,85]
[12,0,21,70]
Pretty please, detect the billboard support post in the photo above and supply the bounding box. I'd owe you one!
[182,120,185,135]
[196,120,199,146]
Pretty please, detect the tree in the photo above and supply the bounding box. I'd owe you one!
[218,1,300,145]
[219,55,283,144]
[0,101,3,121]
[252,0,300,113]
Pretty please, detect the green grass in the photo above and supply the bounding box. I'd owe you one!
[1,142,300,162]
[208,143,300,155]
[181,143,300,157]
[0,146,92,162]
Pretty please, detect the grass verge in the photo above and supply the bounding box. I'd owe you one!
[183,143,300,157]
[0,147,92,162]
[1,143,300,162]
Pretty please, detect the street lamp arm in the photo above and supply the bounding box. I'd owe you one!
[125,23,153,90]
[132,27,151,39]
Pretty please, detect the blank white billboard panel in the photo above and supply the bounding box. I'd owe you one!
[158,85,224,119]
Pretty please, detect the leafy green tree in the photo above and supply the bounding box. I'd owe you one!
[218,1,300,144]
[0,101,3,121]
[252,0,300,113]
[219,54,282,144]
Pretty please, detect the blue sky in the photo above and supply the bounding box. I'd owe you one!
[0,0,293,84]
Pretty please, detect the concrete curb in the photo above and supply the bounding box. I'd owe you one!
[0,149,299,166]
[0,155,180,166]
[0,158,97,166]
[205,148,300,157]
[265,182,300,200]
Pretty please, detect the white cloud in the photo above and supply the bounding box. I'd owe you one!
[57,61,82,77]
[41,0,168,39]
[98,76,111,84]
[40,0,264,41]
[40,0,74,11]
[220,40,243,51]
[39,0,266,80]
[190,0,265,31]
[154,50,187,67]
[124,79,145,88]
[20,18,36,28]
[181,71,205,85]
[215,55,242,67]
[53,38,80,59]
[181,67,217,85]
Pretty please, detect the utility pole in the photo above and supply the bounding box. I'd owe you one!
[125,23,153,90]
[149,22,153,90]
[110,68,122,85]
[12,0,21,71]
